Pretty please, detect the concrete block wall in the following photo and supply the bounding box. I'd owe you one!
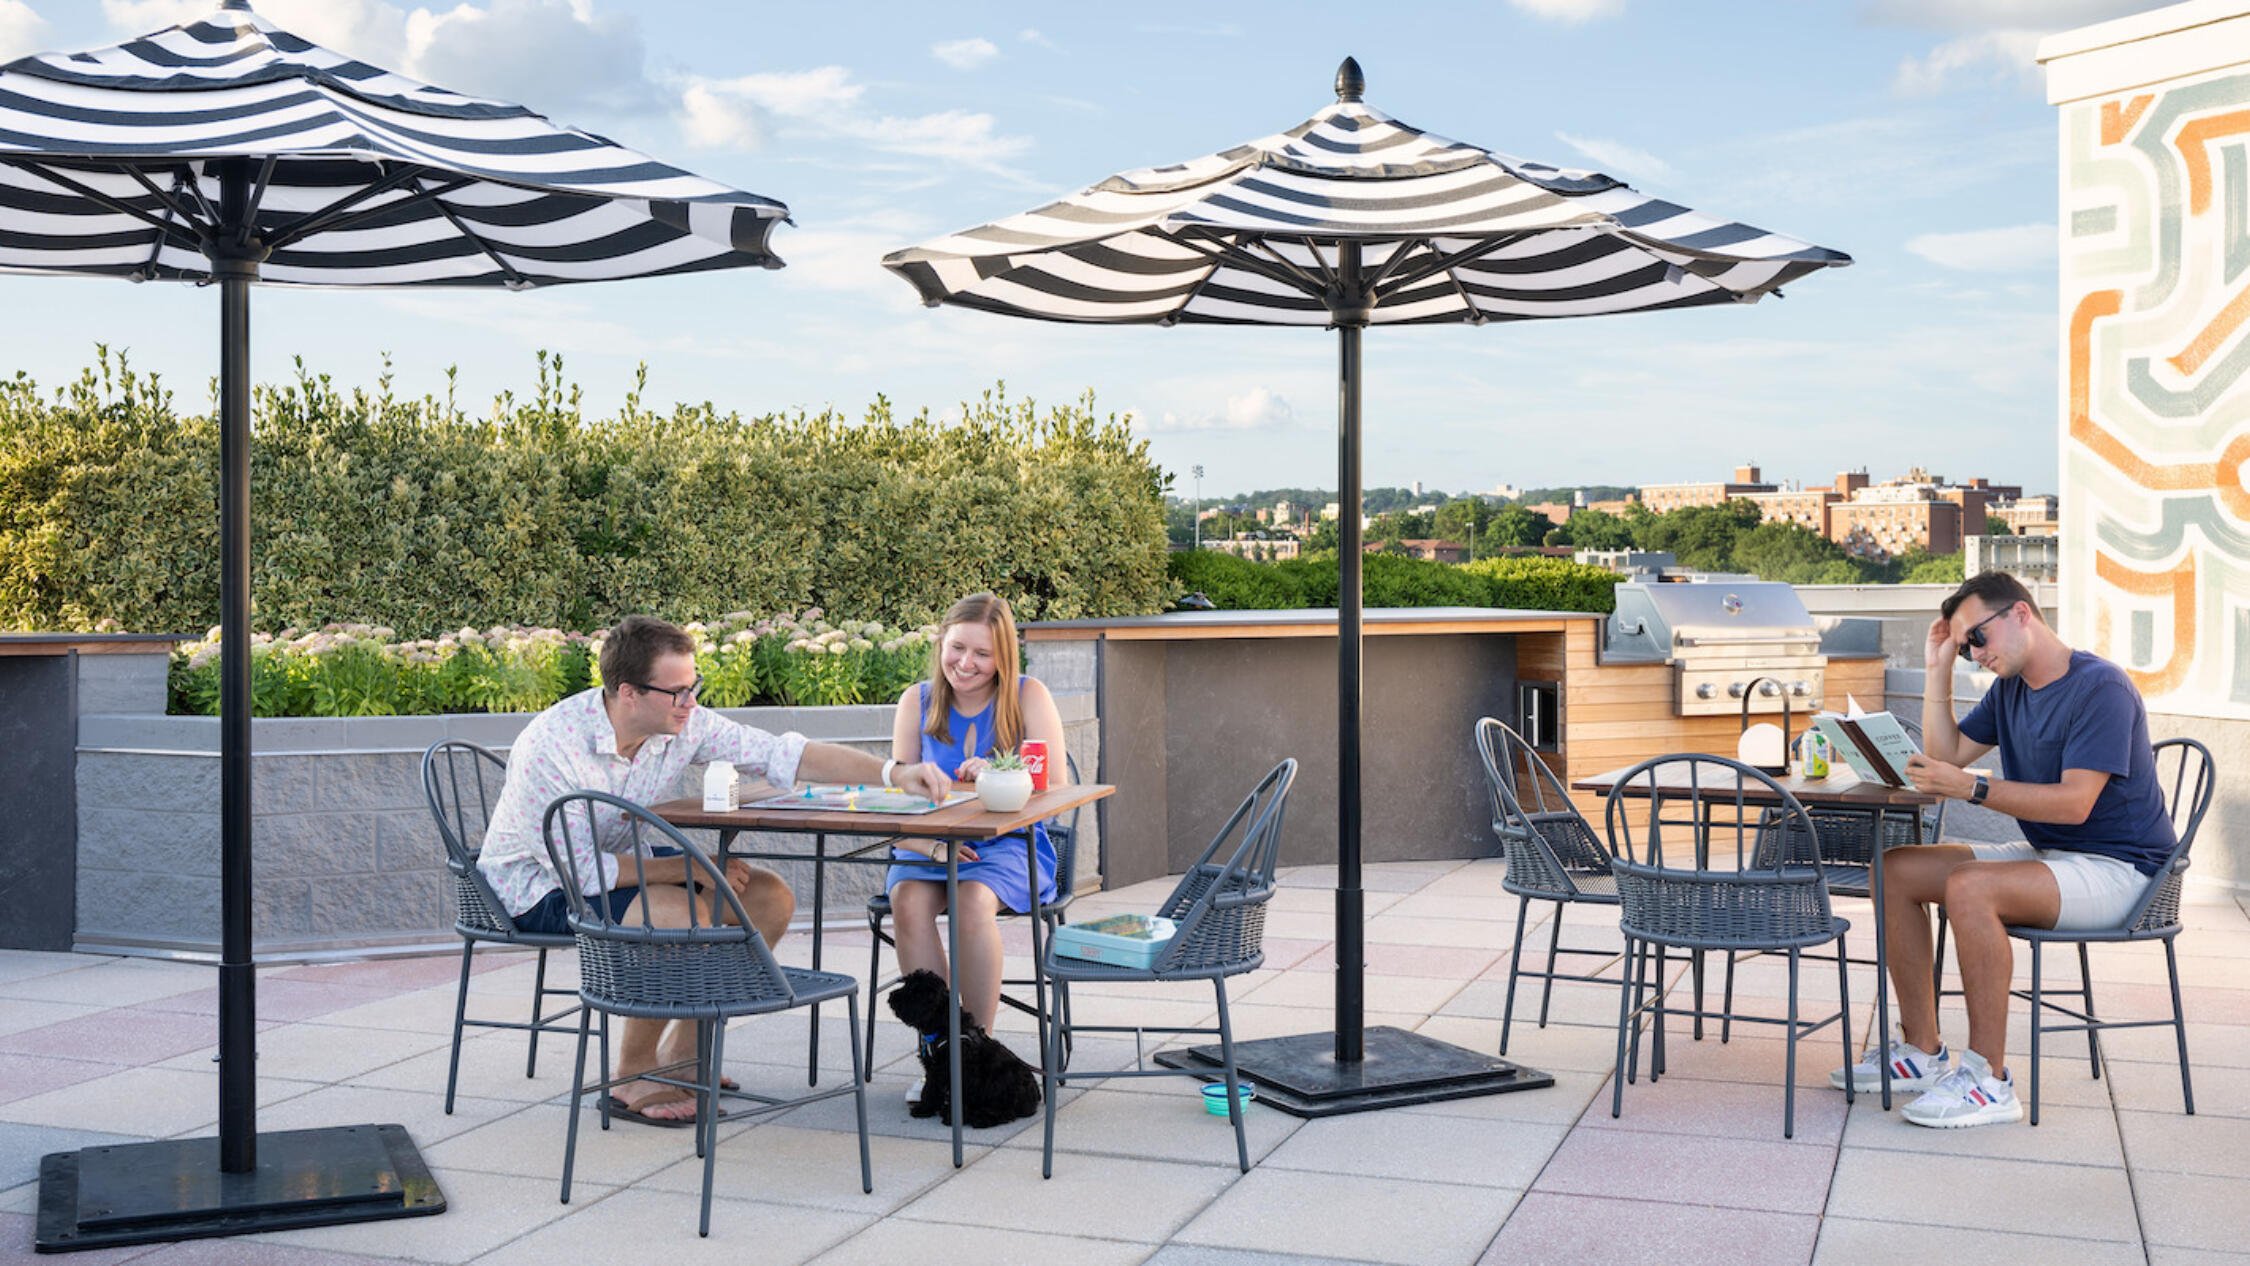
[75,689,1102,958]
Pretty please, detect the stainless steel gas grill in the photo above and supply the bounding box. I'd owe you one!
[1601,580,1826,718]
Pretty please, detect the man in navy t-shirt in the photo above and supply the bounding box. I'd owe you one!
[1828,571,2176,1129]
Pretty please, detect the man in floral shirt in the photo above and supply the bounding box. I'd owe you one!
[479,614,951,1125]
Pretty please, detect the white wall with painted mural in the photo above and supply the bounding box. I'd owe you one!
[2050,6,2250,721]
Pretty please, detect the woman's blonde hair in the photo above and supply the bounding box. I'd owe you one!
[924,592,1023,755]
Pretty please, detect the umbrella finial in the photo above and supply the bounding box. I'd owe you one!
[1334,57,1364,103]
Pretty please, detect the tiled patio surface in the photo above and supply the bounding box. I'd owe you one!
[5,858,2246,1265]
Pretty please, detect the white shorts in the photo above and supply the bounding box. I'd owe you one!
[1968,842,2150,931]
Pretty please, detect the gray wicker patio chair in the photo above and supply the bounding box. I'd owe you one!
[1730,714,1948,1040]
[863,754,1085,1075]
[1605,754,1853,1139]
[542,790,871,1237]
[423,738,603,1114]
[2011,737,2214,1125]
[1474,718,1621,1055]
[1040,758,1297,1177]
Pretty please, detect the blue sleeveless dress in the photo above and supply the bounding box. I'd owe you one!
[885,681,1057,913]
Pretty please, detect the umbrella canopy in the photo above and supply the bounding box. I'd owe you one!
[884,59,1849,1111]
[10,4,792,1245]
[0,0,785,286]
[884,68,1842,325]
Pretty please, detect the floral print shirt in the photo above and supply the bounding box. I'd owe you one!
[477,687,807,915]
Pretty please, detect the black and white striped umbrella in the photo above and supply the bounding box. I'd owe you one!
[884,69,1842,326]
[886,60,1849,1114]
[11,5,792,1242]
[0,0,786,286]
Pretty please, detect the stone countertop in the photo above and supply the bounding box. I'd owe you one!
[1024,607,1595,640]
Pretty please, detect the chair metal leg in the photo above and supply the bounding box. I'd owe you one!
[527,945,550,1078]
[1625,936,1648,1085]
[1651,942,1668,1080]
[1932,909,1949,998]
[693,1019,711,1160]
[1783,948,1800,1140]
[864,911,885,1080]
[445,939,474,1115]
[1042,976,1063,1177]
[1612,937,1638,1120]
[1215,980,1249,1173]
[2028,940,2043,1127]
[1537,902,1564,1029]
[597,1012,611,1128]
[2078,941,2101,1080]
[846,994,872,1193]
[699,1019,725,1237]
[561,1004,593,1204]
[1720,950,1737,1044]
[1058,977,1075,1072]
[2165,937,2195,1115]
[1500,894,1531,1056]
[1835,931,1854,1107]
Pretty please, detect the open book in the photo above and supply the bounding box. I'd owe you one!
[1809,697,1921,788]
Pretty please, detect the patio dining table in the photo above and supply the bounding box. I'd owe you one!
[1572,762,1942,1109]
[654,782,1115,1164]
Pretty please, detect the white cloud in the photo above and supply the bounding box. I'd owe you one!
[1506,0,1625,22]
[0,0,49,61]
[1138,387,1301,433]
[676,66,1032,178]
[1892,29,2043,96]
[1904,222,2055,271]
[1018,28,1058,50]
[771,210,935,302]
[1553,132,1674,185]
[931,37,998,71]
[105,0,656,115]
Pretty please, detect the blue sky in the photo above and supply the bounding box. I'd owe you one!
[0,0,2166,497]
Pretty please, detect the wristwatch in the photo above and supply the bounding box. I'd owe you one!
[1969,773,1990,805]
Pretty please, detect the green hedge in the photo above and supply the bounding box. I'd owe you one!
[0,353,1169,636]
[1167,549,1620,613]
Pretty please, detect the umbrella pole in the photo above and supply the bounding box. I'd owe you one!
[1153,236,1553,1114]
[1334,283,1365,1065]
[215,234,257,1175]
[34,163,445,1252]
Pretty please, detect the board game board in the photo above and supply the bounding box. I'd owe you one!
[744,784,978,815]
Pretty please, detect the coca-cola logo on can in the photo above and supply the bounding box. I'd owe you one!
[1020,739,1049,792]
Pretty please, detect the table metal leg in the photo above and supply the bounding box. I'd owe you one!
[807,833,827,1087]
[1027,834,1049,1079]
[947,849,964,1166]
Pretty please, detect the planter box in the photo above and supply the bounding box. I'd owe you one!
[74,694,1100,959]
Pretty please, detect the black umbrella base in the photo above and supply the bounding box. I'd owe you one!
[1155,1026,1553,1118]
[35,1124,444,1253]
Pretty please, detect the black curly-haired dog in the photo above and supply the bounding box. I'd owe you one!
[889,969,1041,1128]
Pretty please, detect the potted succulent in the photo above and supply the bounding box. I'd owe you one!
[976,750,1035,812]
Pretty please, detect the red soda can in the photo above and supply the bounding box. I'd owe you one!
[1020,739,1049,792]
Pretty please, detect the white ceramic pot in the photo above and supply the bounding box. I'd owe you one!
[976,767,1034,812]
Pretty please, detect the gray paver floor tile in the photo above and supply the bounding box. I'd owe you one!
[1825,1150,2140,1242]
[1259,1111,1563,1189]
[899,1146,1237,1242]
[1004,1084,1302,1168]
[1484,1191,1818,1266]
[815,1219,1156,1266]
[1174,1167,1518,1266]
[254,1168,606,1263]
[2133,1170,2250,1252]
[468,1187,873,1265]
[1812,1217,2144,1264]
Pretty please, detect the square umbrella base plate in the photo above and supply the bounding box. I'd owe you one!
[1155,1026,1553,1118]
[35,1123,445,1253]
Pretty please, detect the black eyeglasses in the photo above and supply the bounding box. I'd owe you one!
[633,675,703,704]
[1958,608,2012,661]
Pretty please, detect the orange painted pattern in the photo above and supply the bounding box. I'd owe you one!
[2170,281,2250,377]
[2102,94,2153,145]
[2093,552,2198,696]
[2179,110,2250,215]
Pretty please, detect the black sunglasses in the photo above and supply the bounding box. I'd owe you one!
[1958,607,2012,661]
[633,675,704,703]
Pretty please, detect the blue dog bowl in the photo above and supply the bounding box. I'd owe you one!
[1201,1080,1256,1117]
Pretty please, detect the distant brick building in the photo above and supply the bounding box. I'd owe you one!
[1637,463,1775,514]
[1377,539,1468,563]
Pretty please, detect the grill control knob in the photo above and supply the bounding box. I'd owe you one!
[1696,683,1716,699]
[1790,681,1809,696]
[1758,680,1780,698]
[1727,682,1747,698]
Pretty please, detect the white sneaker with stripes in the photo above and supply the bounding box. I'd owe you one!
[1830,1035,1951,1093]
[1902,1049,2023,1128]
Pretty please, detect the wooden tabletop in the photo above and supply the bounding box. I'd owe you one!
[653,782,1115,839]
[1573,763,1940,809]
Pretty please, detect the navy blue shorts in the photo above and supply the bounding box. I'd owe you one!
[514,885,640,936]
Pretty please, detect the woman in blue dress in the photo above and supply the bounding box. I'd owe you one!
[886,592,1065,1051]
